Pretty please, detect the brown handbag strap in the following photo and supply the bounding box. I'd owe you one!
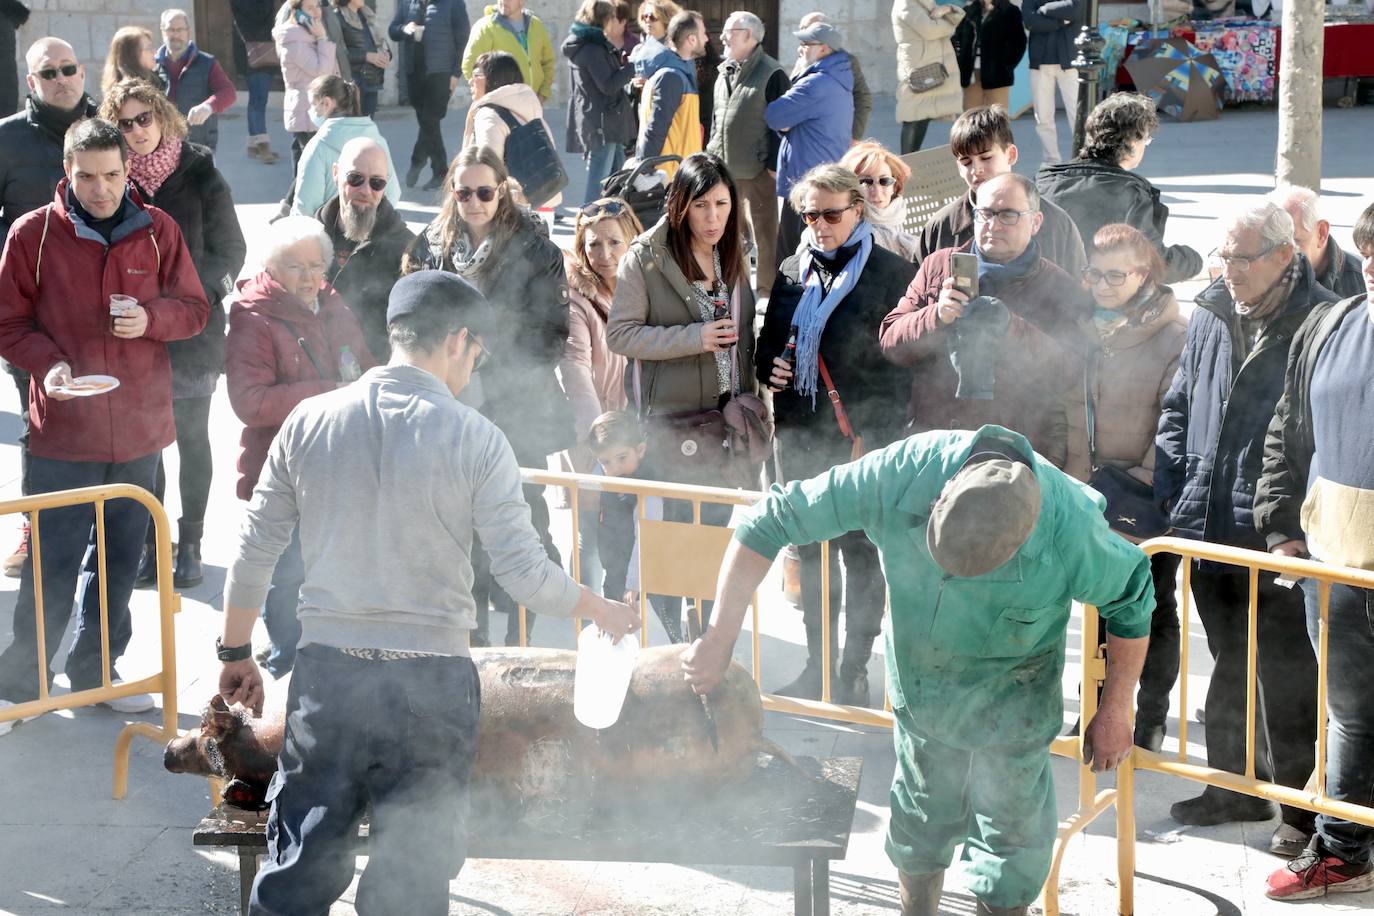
[817,355,855,441]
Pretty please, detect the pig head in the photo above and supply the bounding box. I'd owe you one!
[164,694,284,808]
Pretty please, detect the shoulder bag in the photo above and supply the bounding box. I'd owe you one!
[491,106,569,209]
[1084,358,1168,541]
[818,355,865,462]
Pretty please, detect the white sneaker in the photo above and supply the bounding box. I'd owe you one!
[102,682,155,714]
[0,699,43,736]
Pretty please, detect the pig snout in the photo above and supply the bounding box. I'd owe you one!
[163,732,212,776]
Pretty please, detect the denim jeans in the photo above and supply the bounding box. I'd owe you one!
[251,644,480,915]
[360,87,379,118]
[0,452,159,700]
[1301,579,1374,865]
[583,143,625,206]
[261,527,304,678]
[245,69,272,139]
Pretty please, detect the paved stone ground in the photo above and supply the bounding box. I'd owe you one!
[0,93,1371,914]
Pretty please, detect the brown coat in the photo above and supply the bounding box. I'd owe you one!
[878,242,1093,468]
[1065,285,1187,483]
[561,254,628,471]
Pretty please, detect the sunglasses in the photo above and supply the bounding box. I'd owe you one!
[578,198,626,220]
[859,176,897,188]
[454,185,498,203]
[471,338,491,371]
[345,171,388,192]
[800,204,853,225]
[1081,268,1138,287]
[640,12,658,21]
[34,63,79,81]
[116,110,156,133]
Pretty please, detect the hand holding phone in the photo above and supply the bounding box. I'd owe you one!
[950,252,979,300]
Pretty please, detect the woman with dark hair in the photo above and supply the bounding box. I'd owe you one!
[757,162,916,704]
[564,0,636,205]
[329,0,391,116]
[99,78,247,589]
[953,0,1026,110]
[291,74,399,216]
[404,145,573,645]
[102,27,162,96]
[1037,92,1203,283]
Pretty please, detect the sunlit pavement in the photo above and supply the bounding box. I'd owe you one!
[0,94,1371,913]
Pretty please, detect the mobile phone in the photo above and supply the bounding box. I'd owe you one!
[950,253,979,300]
[295,9,313,26]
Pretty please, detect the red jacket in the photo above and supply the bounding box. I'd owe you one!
[878,243,1093,469]
[225,272,375,499]
[0,182,210,462]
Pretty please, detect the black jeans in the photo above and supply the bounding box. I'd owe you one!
[900,119,931,154]
[1191,565,1317,828]
[777,198,804,268]
[0,452,159,700]
[471,483,558,646]
[8,365,30,495]
[151,396,214,531]
[409,70,452,176]
[1135,552,1182,728]
[797,529,886,670]
[251,645,480,915]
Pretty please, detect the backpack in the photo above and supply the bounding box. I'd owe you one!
[491,106,568,209]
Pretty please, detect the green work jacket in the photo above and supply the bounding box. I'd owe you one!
[735,425,1154,748]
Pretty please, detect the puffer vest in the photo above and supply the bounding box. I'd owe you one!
[707,47,784,180]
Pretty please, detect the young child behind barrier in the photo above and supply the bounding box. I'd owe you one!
[587,412,685,643]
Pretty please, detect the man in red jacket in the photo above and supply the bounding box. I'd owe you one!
[0,118,208,728]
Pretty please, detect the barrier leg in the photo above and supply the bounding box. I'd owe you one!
[1117,758,1136,915]
[113,721,174,799]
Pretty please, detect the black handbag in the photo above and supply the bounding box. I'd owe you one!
[491,106,568,209]
[1085,360,1169,540]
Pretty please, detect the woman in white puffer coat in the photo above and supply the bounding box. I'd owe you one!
[891,0,965,153]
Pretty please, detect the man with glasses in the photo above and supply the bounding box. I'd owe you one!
[316,138,414,361]
[706,11,788,300]
[0,118,208,732]
[154,9,236,151]
[1154,201,1334,857]
[881,172,1093,472]
[0,36,99,576]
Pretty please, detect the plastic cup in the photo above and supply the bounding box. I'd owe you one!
[573,623,639,730]
[110,294,137,331]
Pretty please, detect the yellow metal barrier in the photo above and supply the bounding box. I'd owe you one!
[0,484,181,799]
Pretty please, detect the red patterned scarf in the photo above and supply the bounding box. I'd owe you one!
[127,137,183,197]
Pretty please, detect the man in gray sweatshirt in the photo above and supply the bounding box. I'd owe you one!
[215,270,639,915]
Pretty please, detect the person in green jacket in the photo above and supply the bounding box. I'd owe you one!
[684,425,1154,916]
[461,0,555,102]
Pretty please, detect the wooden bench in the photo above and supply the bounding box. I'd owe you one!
[195,755,862,916]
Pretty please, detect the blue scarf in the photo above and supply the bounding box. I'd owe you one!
[971,236,1041,295]
[791,220,874,406]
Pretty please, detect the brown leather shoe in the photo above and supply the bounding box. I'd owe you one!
[898,869,944,915]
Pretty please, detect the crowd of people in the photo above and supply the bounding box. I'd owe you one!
[0,4,1370,915]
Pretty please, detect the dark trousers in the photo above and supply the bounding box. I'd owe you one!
[245,69,272,138]
[359,86,379,118]
[1191,565,1318,828]
[9,366,30,495]
[0,452,159,700]
[250,644,480,916]
[409,71,453,176]
[151,396,214,532]
[277,130,315,214]
[261,526,305,678]
[1301,579,1374,865]
[472,484,557,646]
[1135,552,1182,727]
[900,119,931,154]
[798,529,886,671]
[598,495,685,643]
[777,198,804,267]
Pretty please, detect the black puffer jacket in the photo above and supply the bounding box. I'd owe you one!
[1154,254,1338,550]
[953,0,1027,90]
[562,24,635,154]
[319,194,414,361]
[757,241,917,478]
[0,94,98,236]
[405,209,574,462]
[1037,157,1204,284]
[132,141,247,378]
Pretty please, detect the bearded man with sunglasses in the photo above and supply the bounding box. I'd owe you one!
[316,137,414,361]
[881,172,1093,472]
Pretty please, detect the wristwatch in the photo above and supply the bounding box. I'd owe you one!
[215,637,253,662]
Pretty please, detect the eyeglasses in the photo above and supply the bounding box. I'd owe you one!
[345,171,388,192]
[1081,268,1138,287]
[33,63,79,81]
[973,207,1036,226]
[1210,241,1282,272]
[578,198,626,221]
[279,261,328,277]
[800,204,854,225]
[115,111,156,133]
[454,185,498,203]
[859,176,897,189]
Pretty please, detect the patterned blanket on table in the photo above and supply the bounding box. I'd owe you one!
[1190,18,1278,102]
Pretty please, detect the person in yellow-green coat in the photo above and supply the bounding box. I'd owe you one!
[461,0,555,102]
[683,425,1154,916]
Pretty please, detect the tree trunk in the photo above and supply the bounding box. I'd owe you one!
[1275,0,1324,190]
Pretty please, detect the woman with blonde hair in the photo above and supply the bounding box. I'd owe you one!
[629,0,681,77]
[405,146,573,646]
[839,140,920,261]
[102,26,161,96]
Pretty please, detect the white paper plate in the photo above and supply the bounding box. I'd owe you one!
[57,375,120,397]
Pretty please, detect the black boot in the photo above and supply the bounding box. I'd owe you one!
[133,534,158,589]
[834,635,876,707]
[775,624,837,701]
[173,519,204,589]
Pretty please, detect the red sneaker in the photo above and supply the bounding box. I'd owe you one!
[2,523,29,578]
[1266,847,1374,900]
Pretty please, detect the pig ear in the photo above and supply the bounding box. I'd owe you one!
[203,695,238,739]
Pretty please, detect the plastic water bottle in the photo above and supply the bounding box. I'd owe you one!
[573,623,639,730]
[338,345,361,382]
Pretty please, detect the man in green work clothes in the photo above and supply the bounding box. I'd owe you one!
[683,425,1153,915]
